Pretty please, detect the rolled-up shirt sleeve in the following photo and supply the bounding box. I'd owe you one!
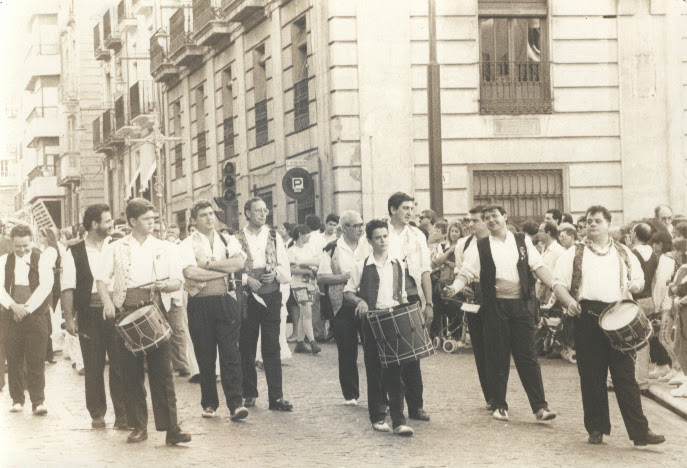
[458,242,480,282]
[179,238,197,271]
[0,254,11,309]
[317,250,333,275]
[344,259,364,295]
[166,242,184,284]
[418,234,432,274]
[552,246,575,291]
[96,243,115,285]
[227,235,246,259]
[24,248,56,313]
[525,235,545,272]
[625,245,645,293]
[274,233,292,284]
[61,249,76,291]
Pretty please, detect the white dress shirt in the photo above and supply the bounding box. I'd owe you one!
[287,243,319,287]
[61,237,110,293]
[344,254,407,309]
[308,231,328,259]
[241,226,291,284]
[553,241,644,303]
[388,223,431,304]
[180,230,245,270]
[652,254,675,312]
[317,236,371,277]
[0,249,56,313]
[542,241,566,271]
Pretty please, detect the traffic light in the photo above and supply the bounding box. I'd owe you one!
[222,161,237,202]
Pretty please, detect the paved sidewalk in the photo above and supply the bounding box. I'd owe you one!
[648,380,687,419]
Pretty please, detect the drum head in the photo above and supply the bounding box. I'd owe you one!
[601,302,638,331]
[119,305,152,326]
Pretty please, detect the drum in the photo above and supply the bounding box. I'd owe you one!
[599,300,652,353]
[366,303,435,368]
[116,303,172,353]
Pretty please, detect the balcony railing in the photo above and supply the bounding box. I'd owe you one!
[115,94,129,131]
[479,61,552,115]
[28,165,56,181]
[221,0,265,23]
[26,43,59,60]
[93,24,101,51]
[103,10,112,40]
[150,32,166,72]
[130,80,156,120]
[102,109,115,143]
[27,106,59,120]
[93,116,101,148]
[194,0,223,33]
[169,8,195,57]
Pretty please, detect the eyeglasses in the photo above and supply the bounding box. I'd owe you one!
[344,223,364,230]
[252,209,270,215]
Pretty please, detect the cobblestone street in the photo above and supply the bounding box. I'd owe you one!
[2,338,687,467]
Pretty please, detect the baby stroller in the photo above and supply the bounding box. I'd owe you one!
[535,304,576,363]
[432,292,469,353]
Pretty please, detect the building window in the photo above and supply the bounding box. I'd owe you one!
[193,85,206,170]
[0,160,9,177]
[253,44,268,147]
[472,168,563,225]
[478,0,551,115]
[292,16,309,132]
[175,210,187,239]
[255,100,268,147]
[297,194,315,224]
[197,131,206,169]
[223,117,234,159]
[174,143,183,180]
[220,67,235,160]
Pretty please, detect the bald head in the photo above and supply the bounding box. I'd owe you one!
[633,222,652,244]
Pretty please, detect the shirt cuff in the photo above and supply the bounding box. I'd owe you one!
[551,279,569,291]
[459,265,478,282]
[242,273,248,286]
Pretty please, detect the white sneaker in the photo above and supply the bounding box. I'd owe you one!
[372,421,390,432]
[658,368,678,382]
[32,404,48,416]
[670,382,687,398]
[201,407,216,418]
[9,403,23,413]
[343,399,358,407]
[493,408,509,421]
[669,371,686,386]
[649,365,671,380]
[393,425,414,436]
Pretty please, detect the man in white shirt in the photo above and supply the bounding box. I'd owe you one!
[180,199,247,421]
[387,192,433,422]
[537,223,566,304]
[318,210,371,405]
[96,198,190,446]
[445,205,556,423]
[0,224,54,415]
[305,214,329,341]
[61,204,127,430]
[553,205,664,447]
[323,214,340,245]
[558,223,578,250]
[344,219,414,436]
[235,197,293,412]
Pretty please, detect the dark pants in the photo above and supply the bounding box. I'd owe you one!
[575,301,649,440]
[649,335,671,367]
[466,311,490,405]
[45,310,53,361]
[483,298,547,412]
[403,295,424,413]
[119,300,178,432]
[7,310,49,408]
[188,293,243,411]
[240,290,283,402]
[361,314,406,428]
[332,302,361,400]
[0,312,7,390]
[77,306,127,422]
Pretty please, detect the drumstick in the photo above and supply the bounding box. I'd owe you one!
[131,278,170,289]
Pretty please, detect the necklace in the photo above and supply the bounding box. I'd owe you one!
[584,237,613,256]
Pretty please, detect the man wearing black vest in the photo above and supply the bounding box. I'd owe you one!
[344,219,414,436]
[0,224,54,415]
[445,205,556,423]
[61,204,127,430]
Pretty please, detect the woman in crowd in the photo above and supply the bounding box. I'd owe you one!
[650,232,677,381]
[430,220,464,341]
[668,239,687,397]
[36,229,64,366]
[287,225,321,355]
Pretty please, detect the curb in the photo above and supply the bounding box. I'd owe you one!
[646,383,687,420]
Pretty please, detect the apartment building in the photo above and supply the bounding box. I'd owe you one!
[0,101,20,222]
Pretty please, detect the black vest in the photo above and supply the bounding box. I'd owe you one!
[4,249,50,313]
[69,240,94,314]
[357,256,403,310]
[631,247,658,300]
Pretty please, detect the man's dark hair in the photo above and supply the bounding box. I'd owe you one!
[577,216,587,226]
[544,222,559,239]
[521,220,539,237]
[325,213,340,224]
[483,204,506,216]
[675,222,687,239]
[244,197,265,215]
[651,232,673,254]
[305,214,321,231]
[654,204,672,218]
[187,223,197,234]
[468,205,486,215]
[387,192,414,216]
[126,198,154,226]
[562,212,574,224]
[546,209,562,225]
[82,204,110,232]
[366,219,389,240]
[191,199,213,220]
[559,223,578,240]
[420,209,437,225]
[10,224,32,239]
[290,224,311,241]
[632,223,653,244]
[586,205,612,223]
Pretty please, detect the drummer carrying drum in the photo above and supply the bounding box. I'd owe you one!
[552,205,665,447]
[96,198,191,446]
[344,219,415,436]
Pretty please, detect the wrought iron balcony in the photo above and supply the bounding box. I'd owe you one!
[114,93,139,138]
[150,30,180,85]
[94,24,110,61]
[193,0,230,48]
[130,80,157,127]
[102,109,124,149]
[103,10,123,52]
[117,0,137,33]
[169,7,204,69]
[222,0,265,24]
[93,116,103,152]
[479,61,552,115]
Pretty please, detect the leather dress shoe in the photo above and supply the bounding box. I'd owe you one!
[166,426,192,445]
[113,419,130,430]
[244,397,256,408]
[91,417,106,429]
[268,398,293,411]
[127,428,148,444]
[633,430,665,446]
[189,374,201,384]
[230,407,249,421]
[409,408,430,421]
[588,431,603,445]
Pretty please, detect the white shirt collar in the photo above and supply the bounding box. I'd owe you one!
[489,230,514,244]
[370,254,393,269]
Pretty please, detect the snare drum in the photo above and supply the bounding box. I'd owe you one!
[116,303,172,353]
[366,303,435,368]
[599,300,652,353]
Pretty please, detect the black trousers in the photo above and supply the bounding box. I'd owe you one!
[240,290,283,402]
[332,302,361,400]
[575,301,649,440]
[78,306,127,422]
[7,310,49,408]
[649,335,671,367]
[466,311,490,405]
[483,298,547,412]
[361,313,406,428]
[188,293,243,411]
[118,301,178,432]
[403,295,424,413]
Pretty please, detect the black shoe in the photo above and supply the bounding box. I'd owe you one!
[114,419,130,430]
[91,417,106,429]
[294,341,308,353]
[268,398,293,411]
[166,426,192,445]
[633,430,665,446]
[244,397,256,408]
[178,370,190,378]
[189,374,201,384]
[409,408,430,421]
[46,358,56,364]
[588,431,603,445]
[230,407,249,421]
[127,428,148,444]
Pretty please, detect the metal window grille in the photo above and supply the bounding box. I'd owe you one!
[193,0,222,33]
[255,99,268,147]
[169,8,193,57]
[223,117,234,159]
[294,79,309,132]
[197,131,206,169]
[150,33,166,73]
[297,195,315,224]
[174,143,183,179]
[472,169,563,224]
[0,161,9,178]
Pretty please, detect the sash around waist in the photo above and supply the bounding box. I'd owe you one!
[495,278,522,299]
[195,277,233,297]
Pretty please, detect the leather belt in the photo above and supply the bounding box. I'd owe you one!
[195,278,233,297]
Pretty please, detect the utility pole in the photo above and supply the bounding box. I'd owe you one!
[427,0,444,216]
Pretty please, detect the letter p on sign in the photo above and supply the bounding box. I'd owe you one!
[292,177,304,193]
